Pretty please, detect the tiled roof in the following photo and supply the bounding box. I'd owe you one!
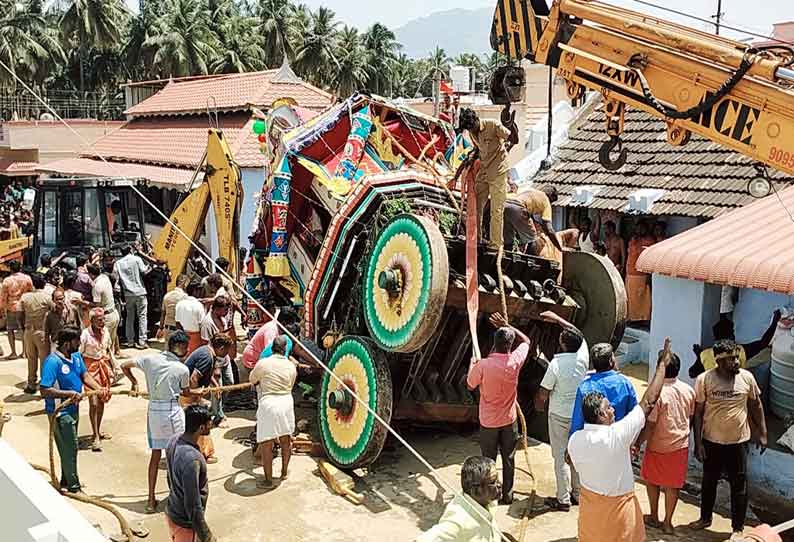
[125,70,335,117]
[36,157,202,188]
[0,159,39,176]
[637,185,794,294]
[532,104,793,218]
[83,112,264,169]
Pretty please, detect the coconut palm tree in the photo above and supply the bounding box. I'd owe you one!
[293,6,339,87]
[143,0,218,78]
[332,26,367,96]
[257,0,294,67]
[0,1,65,89]
[361,22,399,96]
[427,46,450,80]
[211,12,267,73]
[389,53,418,98]
[60,0,126,91]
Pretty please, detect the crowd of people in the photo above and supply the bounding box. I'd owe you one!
[418,312,771,541]
[24,246,314,540]
[0,180,34,241]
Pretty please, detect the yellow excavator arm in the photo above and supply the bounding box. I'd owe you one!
[153,128,243,289]
[491,0,794,178]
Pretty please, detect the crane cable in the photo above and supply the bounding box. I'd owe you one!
[0,60,517,541]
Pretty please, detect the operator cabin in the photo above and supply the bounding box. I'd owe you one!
[36,67,334,262]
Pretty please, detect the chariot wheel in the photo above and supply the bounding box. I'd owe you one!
[318,336,392,469]
[562,251,627,349]
[363,213,449,353]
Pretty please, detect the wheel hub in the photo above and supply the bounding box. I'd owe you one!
[327,389,354,417]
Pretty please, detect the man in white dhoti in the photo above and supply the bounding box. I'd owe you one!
[249,336,297,489]
[122,330,199,513]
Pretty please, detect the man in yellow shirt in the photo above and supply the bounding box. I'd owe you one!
[503,186,562,255]
[459,108,518,250]
[417,456,502,542]
[689,311,780,379]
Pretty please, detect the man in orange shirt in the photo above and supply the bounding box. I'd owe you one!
[1,260,33,361]
[635,352,696,535]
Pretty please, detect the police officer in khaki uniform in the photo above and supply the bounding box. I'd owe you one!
[459,108,519,249]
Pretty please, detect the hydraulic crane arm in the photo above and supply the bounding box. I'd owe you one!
[153,128,242,289]
[491,0,794,177]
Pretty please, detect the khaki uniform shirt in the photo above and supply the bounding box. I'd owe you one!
[509,189,553,221]
[20,290,54,331]
[470,119,510,181]
[162,287,188,327]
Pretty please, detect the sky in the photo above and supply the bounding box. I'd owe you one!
[124,0,790,40]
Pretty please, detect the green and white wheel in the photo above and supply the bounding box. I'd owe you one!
[363,213,449,353]
[319,336,392,469]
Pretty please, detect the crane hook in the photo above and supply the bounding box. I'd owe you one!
[598,135,628,171]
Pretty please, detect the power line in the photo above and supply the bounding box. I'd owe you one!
[627,0,793,46]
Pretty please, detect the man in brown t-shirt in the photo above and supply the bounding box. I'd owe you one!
[19,273,55,393]
[690,339,767,537]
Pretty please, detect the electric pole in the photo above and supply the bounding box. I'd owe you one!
[714,0,723,35]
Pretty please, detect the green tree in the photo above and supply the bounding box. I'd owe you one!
[361,22,399,96]
[211,11,267,73]
[331,25,367,96]
[143,0,218,78]
[293,6,339,87]
[427,46,450,80]
[60,0,126,91]
[0,1,65,89]
[256,0,294,67]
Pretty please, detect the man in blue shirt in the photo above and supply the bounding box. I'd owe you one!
[569,343,638,436]
[40,326,107,492]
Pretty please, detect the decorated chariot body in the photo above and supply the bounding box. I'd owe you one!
[248,93,626,470]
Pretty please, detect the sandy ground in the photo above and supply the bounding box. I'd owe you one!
[1,339,744,542]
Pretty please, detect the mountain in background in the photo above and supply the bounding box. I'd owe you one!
[394,8,493,59]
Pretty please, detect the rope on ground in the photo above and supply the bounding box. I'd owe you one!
[38,383,254,540]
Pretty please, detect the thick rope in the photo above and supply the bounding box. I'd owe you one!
[41,382,253,540]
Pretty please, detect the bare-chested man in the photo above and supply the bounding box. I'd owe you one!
[604,221,626,274]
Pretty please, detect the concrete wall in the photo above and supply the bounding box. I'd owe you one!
[733,288,794,343]
[4,120,124,164]
[647,275,722,386]
[0,439,105,542]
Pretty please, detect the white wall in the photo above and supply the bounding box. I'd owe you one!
[0,439,106,542]
[733,288,794,343]
[648,274,722,386]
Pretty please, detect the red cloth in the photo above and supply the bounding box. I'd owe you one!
[464,165,481,360]
[641,446,689,489]
[186,331,203,355]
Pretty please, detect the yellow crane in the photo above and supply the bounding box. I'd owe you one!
[490,0,794,189]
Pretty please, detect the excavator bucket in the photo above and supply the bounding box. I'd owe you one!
[490,0,546,60]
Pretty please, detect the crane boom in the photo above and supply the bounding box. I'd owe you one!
[491,0,794,177]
